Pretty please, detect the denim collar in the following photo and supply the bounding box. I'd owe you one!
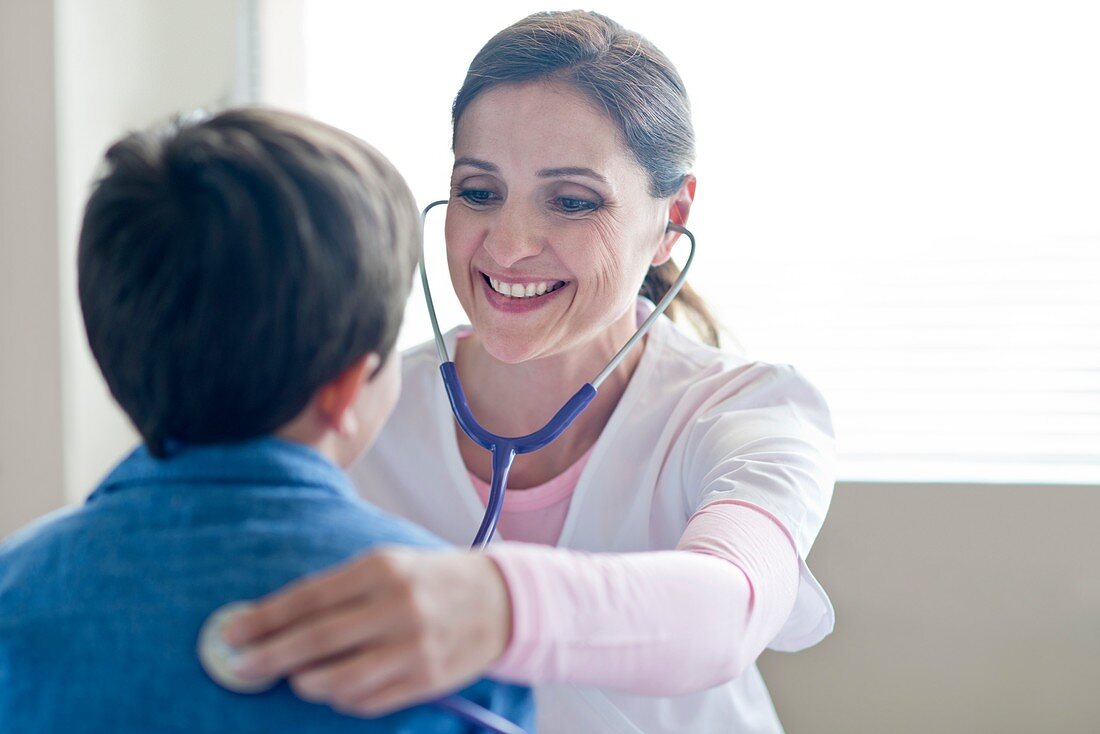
[88,436,358,503]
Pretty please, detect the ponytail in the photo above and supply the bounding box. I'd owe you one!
[639,262,722,348]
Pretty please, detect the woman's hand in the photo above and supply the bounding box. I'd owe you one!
[222,548,512,717]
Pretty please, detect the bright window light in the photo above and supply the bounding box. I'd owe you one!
[295,0,1100,485]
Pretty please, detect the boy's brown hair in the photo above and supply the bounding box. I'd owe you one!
[78,108,420,456]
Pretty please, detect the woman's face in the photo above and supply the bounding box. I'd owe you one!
[445,81,677,364]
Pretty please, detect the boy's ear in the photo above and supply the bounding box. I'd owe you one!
[317,353,380,435]
[652,174,696,267]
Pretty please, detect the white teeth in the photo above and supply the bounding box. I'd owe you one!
[485,275,564,299]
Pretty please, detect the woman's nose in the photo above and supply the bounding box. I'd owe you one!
[482,204,544,268]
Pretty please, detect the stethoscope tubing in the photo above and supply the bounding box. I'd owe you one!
[434,694,529,734]
[418,199,697,549]
[419,199,696,734]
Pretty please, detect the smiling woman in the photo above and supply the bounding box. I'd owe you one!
[445,80,688,366]
[225,11,836,734]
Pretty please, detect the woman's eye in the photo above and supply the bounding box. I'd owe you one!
[456,189,498,205]
[555,196,600,214]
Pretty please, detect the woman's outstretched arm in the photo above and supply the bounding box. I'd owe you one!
[485,499,800,695]
[222,500,798,714]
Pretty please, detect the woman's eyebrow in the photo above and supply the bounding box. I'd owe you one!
[452,158,609,185]
[537,166,609,184]
[453,157,497,173]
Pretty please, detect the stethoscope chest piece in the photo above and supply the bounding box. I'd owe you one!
[197,602,278,694]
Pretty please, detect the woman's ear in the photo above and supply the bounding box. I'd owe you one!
[652,174,697,266]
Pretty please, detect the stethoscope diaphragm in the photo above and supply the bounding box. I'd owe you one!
[197,601,278,694]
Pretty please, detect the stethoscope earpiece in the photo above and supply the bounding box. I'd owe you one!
[418,199,697,546]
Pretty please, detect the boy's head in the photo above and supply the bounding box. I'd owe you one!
[78,108,420,464]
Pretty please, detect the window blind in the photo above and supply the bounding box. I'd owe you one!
[707,239,1100,484]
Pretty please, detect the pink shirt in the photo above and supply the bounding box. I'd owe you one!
[468,446,593,546]
[458,328,802,694]
[472,459,800,694]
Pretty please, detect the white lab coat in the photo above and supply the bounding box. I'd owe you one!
[349,298,836,733]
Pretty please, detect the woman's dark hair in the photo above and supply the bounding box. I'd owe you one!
[452,10,722,346]
[78,107,420,457]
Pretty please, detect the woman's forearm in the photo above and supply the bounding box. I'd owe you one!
[485,501,799,695]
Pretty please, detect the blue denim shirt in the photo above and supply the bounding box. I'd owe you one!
[0,438,533,733]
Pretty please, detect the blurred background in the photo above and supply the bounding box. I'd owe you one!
[1,1,1098,731]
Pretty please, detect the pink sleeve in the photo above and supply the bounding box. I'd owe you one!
[484,500,800,695]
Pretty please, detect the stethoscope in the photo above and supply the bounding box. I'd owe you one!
[418,199,697,550]
[198,199,696,734]
[198,602,528,733]
[419,199,696,732]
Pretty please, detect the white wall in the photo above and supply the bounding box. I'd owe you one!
[0,1,66,537]
[760,481,1100,733]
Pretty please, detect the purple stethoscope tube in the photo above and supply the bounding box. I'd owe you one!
[440,360,597,547]
[419,199,696,550]
[421,199,696,734]
[434,694,530,734]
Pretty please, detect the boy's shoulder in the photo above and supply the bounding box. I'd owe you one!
[0,505,85,582]
[0,443,448,610]
[0,504,82,553]
[0,460,534,734]
[0,502,123,621]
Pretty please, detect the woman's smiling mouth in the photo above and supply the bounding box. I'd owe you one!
[479,271,570,311]
[483,272,568,298]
